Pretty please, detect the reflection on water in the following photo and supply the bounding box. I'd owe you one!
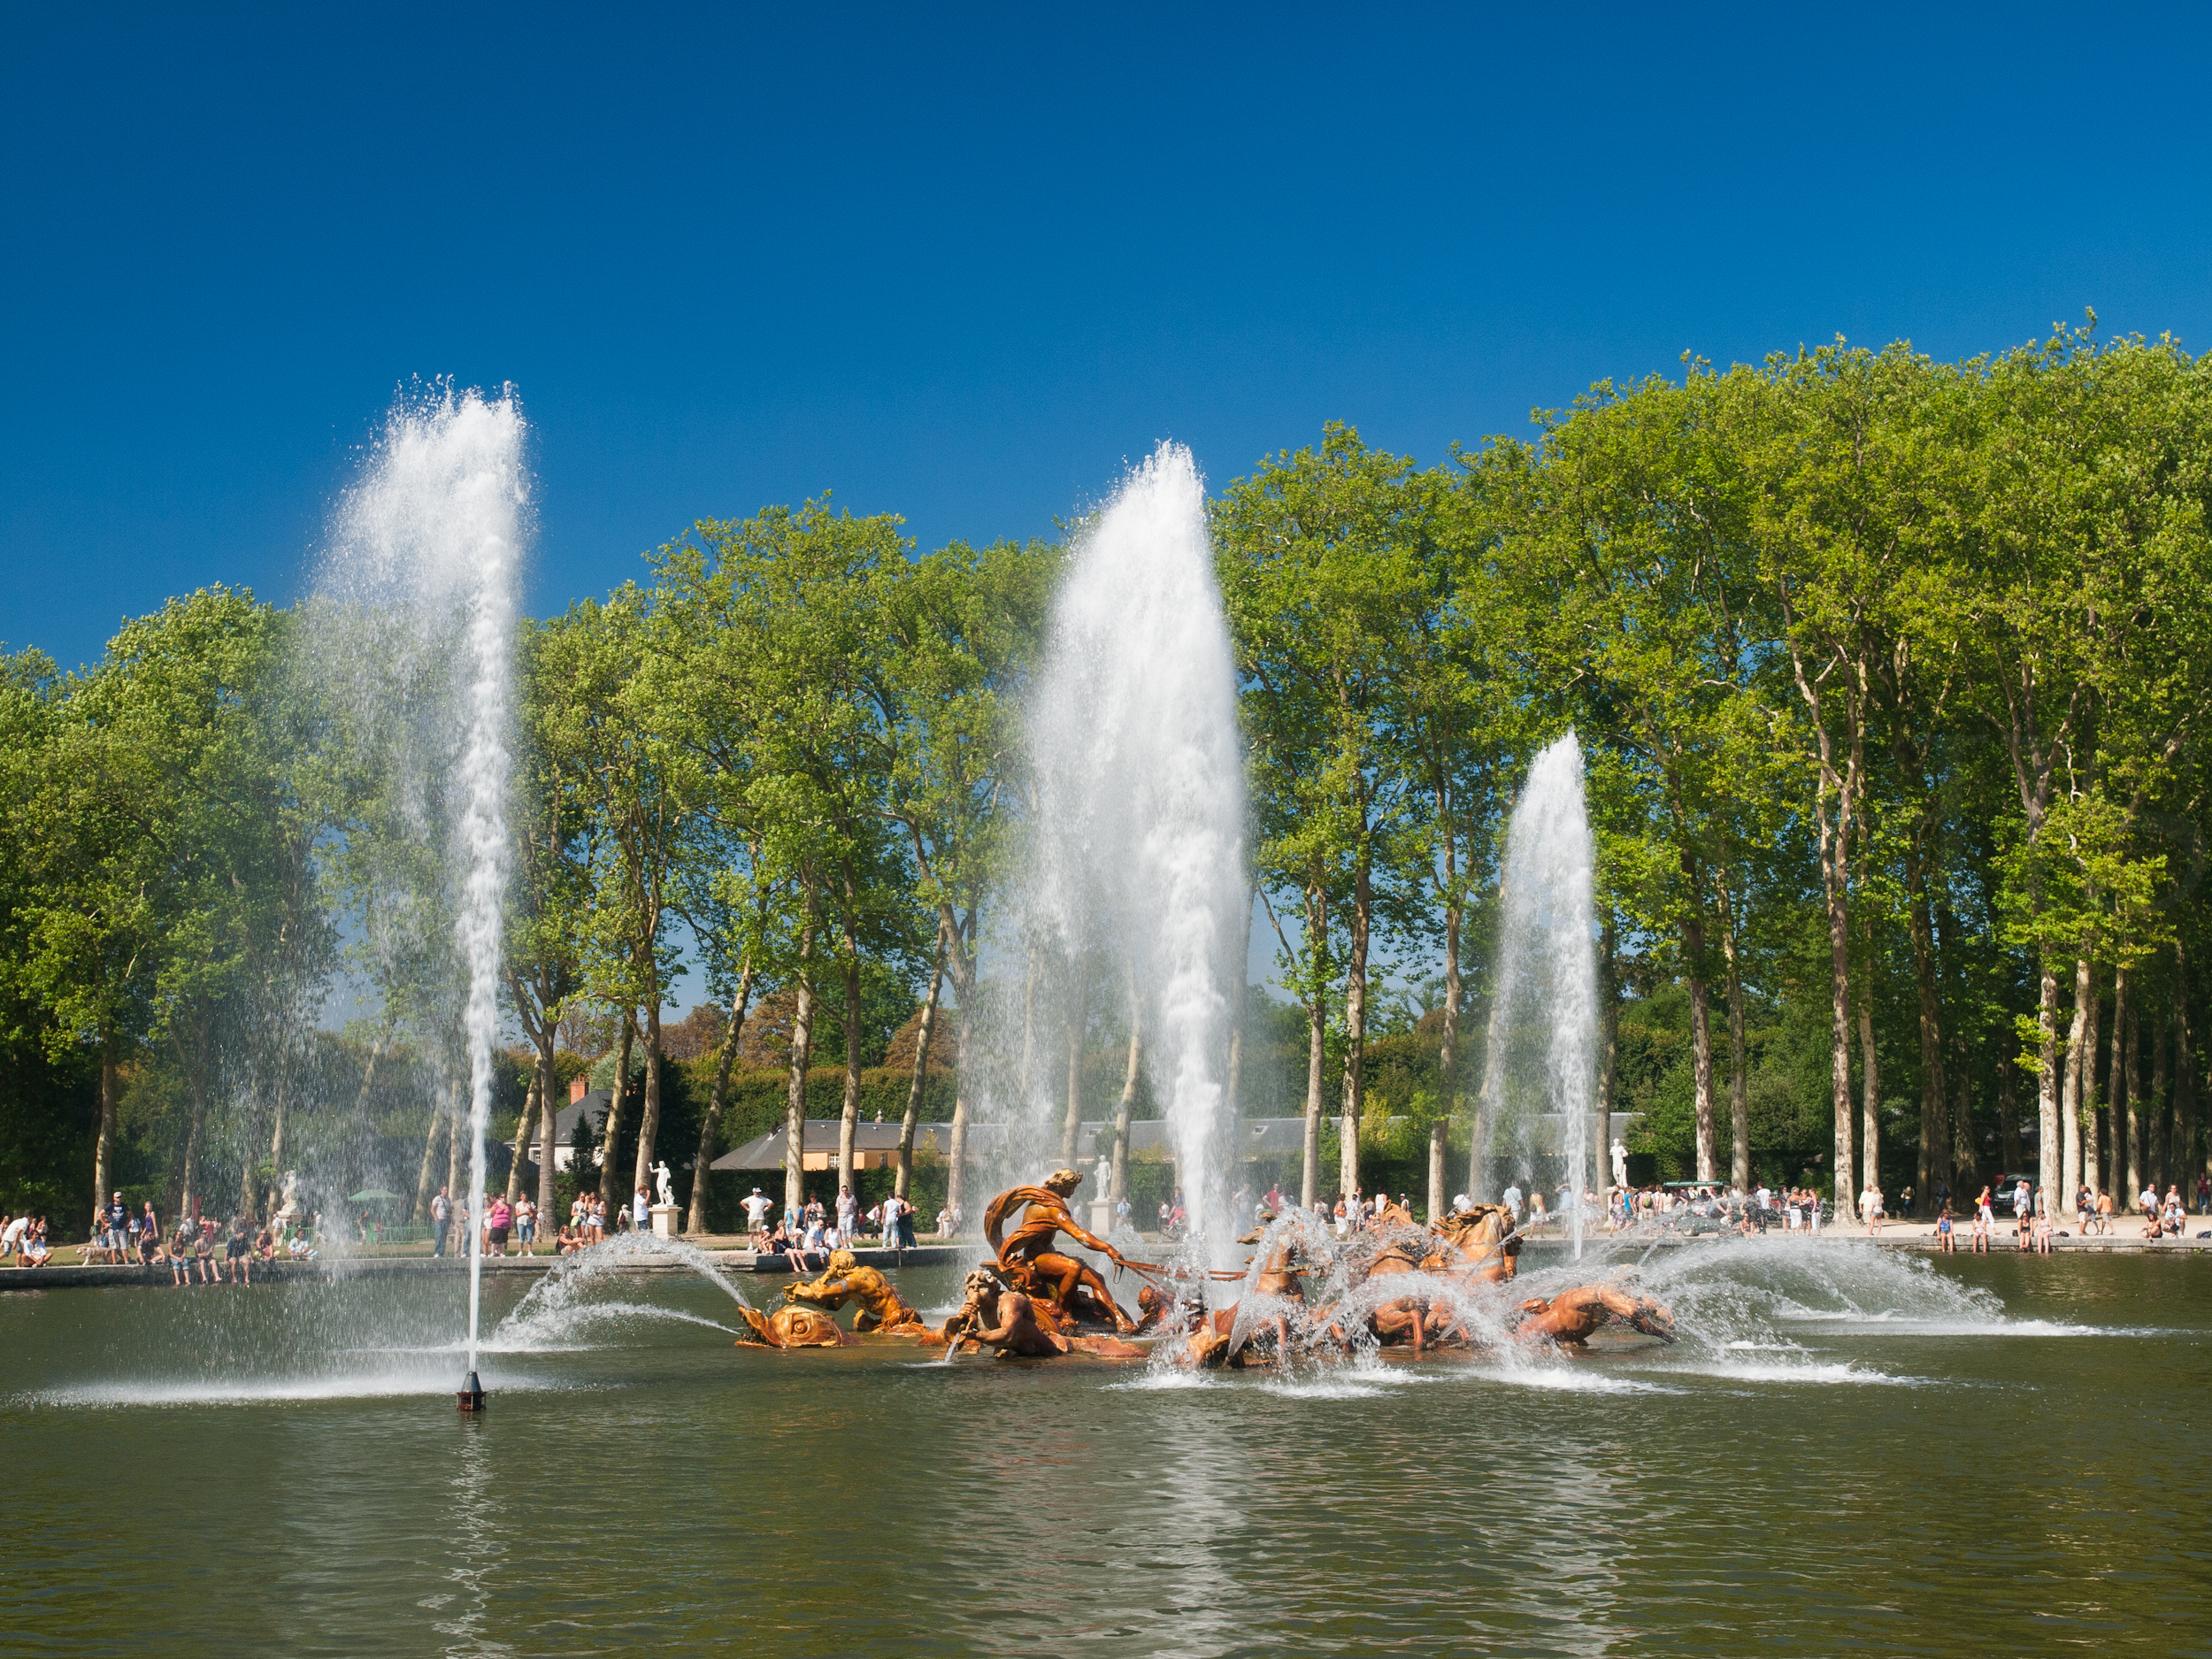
[2,1248,2208,1657]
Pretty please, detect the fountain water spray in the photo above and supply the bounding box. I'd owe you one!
[320,385,526,1392]
[1477,733,1599,1257]
[1005,442,1247,1272]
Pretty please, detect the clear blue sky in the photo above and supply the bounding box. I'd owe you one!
[6,4,2208,674]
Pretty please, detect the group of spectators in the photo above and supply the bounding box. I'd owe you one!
[739,1184,927,1268]
[1,1192,319,1279]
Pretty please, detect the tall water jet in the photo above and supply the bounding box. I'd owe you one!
[1007,442,1247,1270]
[319,385,526,1376]
[1472,732,1599,1256]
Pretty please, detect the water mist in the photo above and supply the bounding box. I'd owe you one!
[319,386,526,1379]
[1005,443,1247,1271]
[1474,733,1599,1256]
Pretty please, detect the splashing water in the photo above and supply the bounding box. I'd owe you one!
[1476,733,1598,1256]
[321,386,526,1376]
[999,442,1247,1272]
[495,1231,755,1344]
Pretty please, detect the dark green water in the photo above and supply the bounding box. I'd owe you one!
[3,1244,2206,1657]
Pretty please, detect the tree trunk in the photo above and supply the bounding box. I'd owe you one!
[601,1015,634,1202]
[1340,858,1371,1202]
[1857,985,1879,1207]
[92,1029,119,1228]
[262,1067,290,1223]
[2174,952,2195,1200]
[2138,998,2161,1204]
[180,1067,209,1221]
[536,1033,558,1243]
[1018,941,1041,1102]
[352,1028,388,1192]
[1110,998,1141,1208]
[506,1071,540,1203]
[444,1071,465,1226]
[1681,907,1717,1185]
[1430,872,1462,1222]
[2108,974,2131,1201]
[1897,742,1949,1213]
[941,909,978,1230]
[1820,798,1855,1220]
[895,944,943,1202]
[783,889,818,1224]
[413,1078,446,1224]
[1059,960,1087,1168]
[1299,881,1328,1210]
[2036,956,2063,1225]
[1948,1024,1977,1189]
[687,969,754,1234]
[1470,941,1510,1205]
[1714,873,1748,1193]
[839,950,862,1214]
[2062,956,2091,1208]
[631,989,665,1210]
[1998,1047,2022,1179]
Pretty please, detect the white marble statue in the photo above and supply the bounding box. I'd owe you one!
[652,1160,674,1208]
[1610,1139,1629,1189]
[1094,1154,1112,1192]
[273,1169,302,1224]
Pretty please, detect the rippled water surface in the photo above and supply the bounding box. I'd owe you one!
[4,1245,2206,1656]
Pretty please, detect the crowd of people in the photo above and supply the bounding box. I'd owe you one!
[0,1191,320,1280]
[735,1185,928,1268]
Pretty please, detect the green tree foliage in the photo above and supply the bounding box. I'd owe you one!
[9,325,2212,1232]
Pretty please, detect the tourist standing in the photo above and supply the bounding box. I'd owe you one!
[741,1187,773,1236]
[488,1194,512,1256]
[836,1186,858,1246]
[431,1187,451,1257]
[633,1184,650,1235]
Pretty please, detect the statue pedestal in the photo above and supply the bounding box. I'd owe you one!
[650,1203,679,1240]
[1089,1199,1112,1236]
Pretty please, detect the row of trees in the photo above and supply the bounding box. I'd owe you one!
[5,323,2209,1234]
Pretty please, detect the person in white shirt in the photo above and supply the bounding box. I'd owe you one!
[836,1186,858,1243]
[741,1187,774,1233]
[633,1185,651,1233]
[1502,1183,1524,1226]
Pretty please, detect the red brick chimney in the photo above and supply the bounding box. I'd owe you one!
[570,1075,588,1103]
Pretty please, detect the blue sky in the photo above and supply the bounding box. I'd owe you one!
[6,3,2208,677]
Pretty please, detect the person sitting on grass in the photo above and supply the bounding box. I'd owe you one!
[25,1219,52,1265]
[253,1220,275,1263]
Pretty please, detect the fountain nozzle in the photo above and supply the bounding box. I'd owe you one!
[457,1370,486,1412]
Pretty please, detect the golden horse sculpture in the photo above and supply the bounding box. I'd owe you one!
[985,1169,1152,1333]
[781,1248,930,1333]
[1426,1204,1521,1280]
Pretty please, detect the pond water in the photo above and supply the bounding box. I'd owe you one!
[3,1244,2205,1656]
